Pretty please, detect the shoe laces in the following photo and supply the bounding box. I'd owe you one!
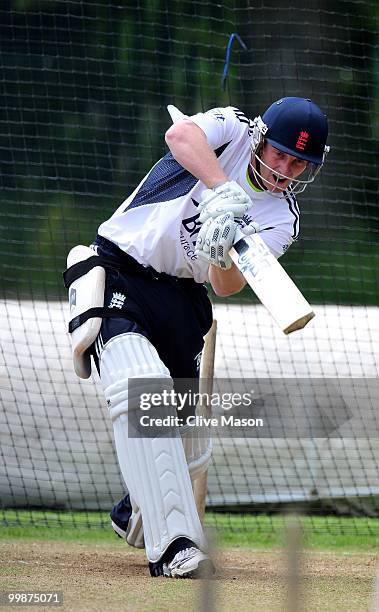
[173,547,198,563]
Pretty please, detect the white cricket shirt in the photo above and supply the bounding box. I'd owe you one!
[98,106,300,283]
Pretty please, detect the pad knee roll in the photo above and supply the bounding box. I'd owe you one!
[100,332,172,422]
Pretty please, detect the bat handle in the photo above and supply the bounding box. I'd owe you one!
[233,227,246,245]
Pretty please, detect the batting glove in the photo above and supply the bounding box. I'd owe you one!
[198,180,253,224]
[195,213,260,270]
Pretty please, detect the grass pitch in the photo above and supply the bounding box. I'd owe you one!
[1,511,378,611]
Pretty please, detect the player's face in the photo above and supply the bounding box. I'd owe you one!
[259,143,308,193]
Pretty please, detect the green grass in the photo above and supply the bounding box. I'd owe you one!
[1,510,378,551]
[211,513,379,550]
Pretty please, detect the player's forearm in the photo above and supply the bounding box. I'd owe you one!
[208,263,246,297]
[165,120,228,189]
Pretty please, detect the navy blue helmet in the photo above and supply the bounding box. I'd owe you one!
[262,97,328,165]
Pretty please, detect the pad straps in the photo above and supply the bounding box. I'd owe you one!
[68,307,140,333]
[63,256,114,289]
[64,255,145,334]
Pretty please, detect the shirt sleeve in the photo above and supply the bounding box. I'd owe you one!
[188,106,247,150]
[259,227,294,259]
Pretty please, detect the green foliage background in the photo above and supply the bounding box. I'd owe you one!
[0,0,378,303]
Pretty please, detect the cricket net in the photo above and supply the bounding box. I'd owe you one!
[1,0,378,532]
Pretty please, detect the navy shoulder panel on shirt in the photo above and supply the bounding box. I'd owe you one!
[126,141,231,210]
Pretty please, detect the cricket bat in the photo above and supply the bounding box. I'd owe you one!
[193,319,217,524]
[229,230,315,334]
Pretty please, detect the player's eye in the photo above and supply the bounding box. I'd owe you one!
[292,158,305,168]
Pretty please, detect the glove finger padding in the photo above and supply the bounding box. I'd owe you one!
[198,180,253,223]
[195,213,236,270]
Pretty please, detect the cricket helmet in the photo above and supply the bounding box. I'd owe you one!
[262,97,328,165]
[250,97,330,196]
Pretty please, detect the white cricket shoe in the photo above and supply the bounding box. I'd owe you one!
[166,547,215,579]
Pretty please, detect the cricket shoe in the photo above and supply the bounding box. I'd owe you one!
[149,538,215,579]
[167,547,215,579]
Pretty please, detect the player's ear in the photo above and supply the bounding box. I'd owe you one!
[257,140,268,160]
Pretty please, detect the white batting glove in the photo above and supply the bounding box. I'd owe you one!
[198,180,252,223]
[195,214,260,270]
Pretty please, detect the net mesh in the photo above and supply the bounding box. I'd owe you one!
[1,0,378,534]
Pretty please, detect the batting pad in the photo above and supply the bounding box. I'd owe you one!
[180,418,212,481]
[100,333,207,563]
[66,244,105,379]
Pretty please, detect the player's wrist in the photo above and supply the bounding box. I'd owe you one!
[208,262,246,297]
[210,180,229,190]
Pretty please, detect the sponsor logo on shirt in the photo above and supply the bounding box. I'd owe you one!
[180,230,197,260]
[180,198,202,260]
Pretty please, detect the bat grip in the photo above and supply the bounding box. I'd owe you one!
[233,227,246,245]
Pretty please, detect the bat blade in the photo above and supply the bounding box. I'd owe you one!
[229,232,315,334]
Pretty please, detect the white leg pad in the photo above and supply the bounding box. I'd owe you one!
[100,333,207,563]
[121,422,211,550]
